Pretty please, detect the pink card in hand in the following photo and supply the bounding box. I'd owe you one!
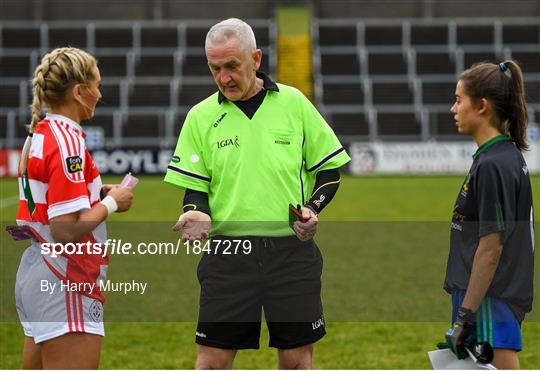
[120,172,139,188]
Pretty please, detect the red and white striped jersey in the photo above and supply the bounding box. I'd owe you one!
[17,113,108,303]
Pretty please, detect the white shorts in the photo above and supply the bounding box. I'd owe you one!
[15,245,105,344]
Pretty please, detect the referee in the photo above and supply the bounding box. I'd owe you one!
[444,60,534,369]
[164,18,350,369]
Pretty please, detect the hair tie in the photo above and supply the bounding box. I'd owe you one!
[499,62,508,72]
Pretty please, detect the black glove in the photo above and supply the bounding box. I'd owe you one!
[445,306,476,359]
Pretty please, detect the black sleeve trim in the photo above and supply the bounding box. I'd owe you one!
[168,165,211,182]
[306,147,345,172]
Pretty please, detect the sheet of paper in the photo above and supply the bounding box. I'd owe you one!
[428,349,497,370]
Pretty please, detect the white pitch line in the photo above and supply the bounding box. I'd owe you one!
[0,196,20,208]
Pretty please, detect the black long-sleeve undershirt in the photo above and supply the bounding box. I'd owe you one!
[182,189,211,216]
[304,168,341,214]
[182,169,341,216]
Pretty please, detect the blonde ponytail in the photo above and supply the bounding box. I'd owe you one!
[20,47,97,174]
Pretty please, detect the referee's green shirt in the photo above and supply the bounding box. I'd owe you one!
[164,80,350,236]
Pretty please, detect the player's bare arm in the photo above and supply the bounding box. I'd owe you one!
[461,232,503,312]
[49,187,133,243]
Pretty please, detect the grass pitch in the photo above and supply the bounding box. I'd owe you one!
[1,175,538,369]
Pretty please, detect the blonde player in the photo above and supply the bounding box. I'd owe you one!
[14,47,133,369]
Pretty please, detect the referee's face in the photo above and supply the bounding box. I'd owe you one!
[207,38,262,101]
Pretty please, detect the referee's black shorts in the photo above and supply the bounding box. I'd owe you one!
[195,235,325,350]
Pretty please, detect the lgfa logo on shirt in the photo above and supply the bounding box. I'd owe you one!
[217,136,240,149]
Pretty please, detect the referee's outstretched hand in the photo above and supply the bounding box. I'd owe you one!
[293,207,318,241]
[173,210,211,242]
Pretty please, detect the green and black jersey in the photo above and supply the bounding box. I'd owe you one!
[164,73,350,236]
[444,134,535,320]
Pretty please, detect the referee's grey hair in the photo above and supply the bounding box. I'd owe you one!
[205,18,257,52]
